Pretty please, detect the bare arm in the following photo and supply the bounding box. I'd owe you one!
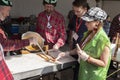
[87,46,110,67]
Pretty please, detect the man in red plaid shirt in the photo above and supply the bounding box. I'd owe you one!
[0,44,14,80]
[0,0,37,80]
[36,0,66,49]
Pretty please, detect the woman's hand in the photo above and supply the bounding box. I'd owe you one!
[56,51,69,60]
[76,44,89,61]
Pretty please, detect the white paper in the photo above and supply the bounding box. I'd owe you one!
[73,32,79,41]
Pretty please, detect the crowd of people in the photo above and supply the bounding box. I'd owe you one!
[0,0,120,80]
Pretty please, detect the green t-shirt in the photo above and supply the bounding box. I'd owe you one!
[78,28,111,80]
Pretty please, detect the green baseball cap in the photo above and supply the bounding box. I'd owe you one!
[0,0,12,7]
[43,0,57,6]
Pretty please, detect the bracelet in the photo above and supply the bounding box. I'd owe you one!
[87,56,91,62]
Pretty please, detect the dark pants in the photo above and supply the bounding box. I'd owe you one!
[71,55,79,80]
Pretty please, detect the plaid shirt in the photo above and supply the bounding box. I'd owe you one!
[0,26,30,80]
[0,56,14,80]
[0,43,13,80]
[0,27,29,51]
[36,10,66,49]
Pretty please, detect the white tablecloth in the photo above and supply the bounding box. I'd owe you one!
[5,50,77,80]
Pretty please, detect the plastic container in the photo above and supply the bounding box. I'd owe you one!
[11,24,19,34]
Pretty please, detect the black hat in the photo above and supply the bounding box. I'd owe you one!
[43,0,57,6]
[0,0,12,7]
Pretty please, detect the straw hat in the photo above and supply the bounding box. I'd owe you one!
[22,31,44,51]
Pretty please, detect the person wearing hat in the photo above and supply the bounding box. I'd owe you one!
[56,7,111,80]
[36,0,66,49]
[0,0,37,80]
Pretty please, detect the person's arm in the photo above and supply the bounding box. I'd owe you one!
[87,46,110,67]
[1,37,29,51]
[36,14,43,35]
[0,28,30,51]
[53,17,66,49]
[55,48,77,60]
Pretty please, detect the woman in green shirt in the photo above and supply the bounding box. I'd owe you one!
[56,7,111,80]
